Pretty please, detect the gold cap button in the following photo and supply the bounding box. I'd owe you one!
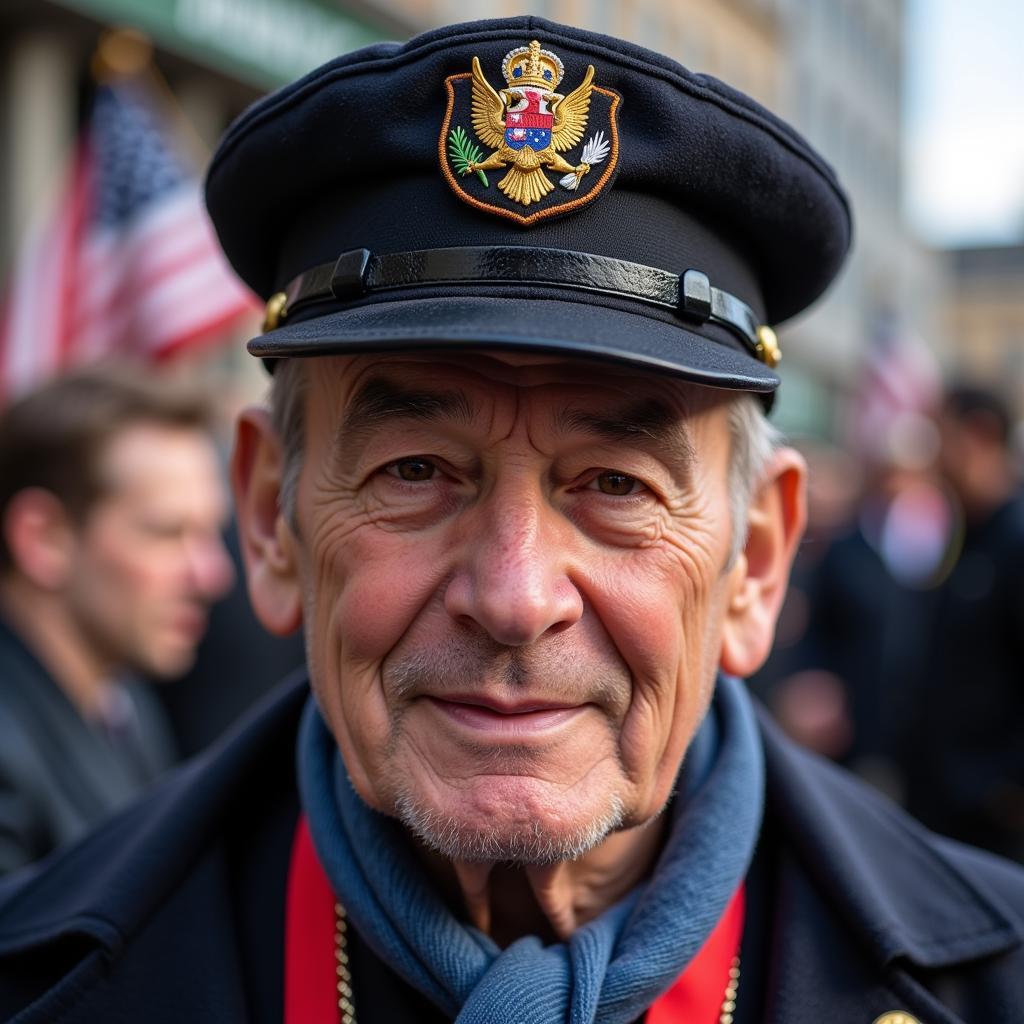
[755,324,782,368]
[873,1013,921,1024]
[262,291,288,333]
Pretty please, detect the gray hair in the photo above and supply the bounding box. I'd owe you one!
[270,362,781,560]
[726,393,783,565]
[269,358,308,530]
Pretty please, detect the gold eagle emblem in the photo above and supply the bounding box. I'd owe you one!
[460,41,596,206]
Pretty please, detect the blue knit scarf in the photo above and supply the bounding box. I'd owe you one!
[298,675,763,1024]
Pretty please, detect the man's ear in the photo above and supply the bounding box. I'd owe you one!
[2,488,77,590]
[231,407,303,636]
[719,447,807,678]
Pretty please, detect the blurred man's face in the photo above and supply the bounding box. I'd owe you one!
[64,423,234,679]
[936,408,1007,512]
[288,353,750,863]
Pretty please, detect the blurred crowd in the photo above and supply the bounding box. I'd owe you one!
[1,358,1024,872]
[753,380,1024,863]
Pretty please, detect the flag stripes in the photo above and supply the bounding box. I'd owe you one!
[0,78,256,400]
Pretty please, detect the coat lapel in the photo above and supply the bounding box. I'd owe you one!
[764,849,966,1023]
[757,706,1024,1024]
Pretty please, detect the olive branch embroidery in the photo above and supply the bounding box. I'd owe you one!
[448,126,489,187]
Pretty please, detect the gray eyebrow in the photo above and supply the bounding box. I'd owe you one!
[554,399,696,471]
[338,377,477,450]
[335,381,693,473]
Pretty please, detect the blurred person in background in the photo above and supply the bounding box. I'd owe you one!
[158,517,306,757]
[0,366,234,871]
[754,415,954,796]
[896,383,1024,860]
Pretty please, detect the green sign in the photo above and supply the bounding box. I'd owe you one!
[55,0,389,88]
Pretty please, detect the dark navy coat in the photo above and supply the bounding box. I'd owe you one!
[1,675,1022,1023]
[0,617,177,874]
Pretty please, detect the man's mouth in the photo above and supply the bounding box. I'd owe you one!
[166,607,208,643]
[423,695,588,736]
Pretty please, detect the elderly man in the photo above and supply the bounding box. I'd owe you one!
[1,18,1023,1024]
[0,367,234,873]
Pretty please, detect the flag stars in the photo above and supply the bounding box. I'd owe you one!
[91,85,190,226]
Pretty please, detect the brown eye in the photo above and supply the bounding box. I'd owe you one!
[595,471,638,495]
[391,458,436,482]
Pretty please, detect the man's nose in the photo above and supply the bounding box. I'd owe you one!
[443,492,583,646]
[185,532,235,603]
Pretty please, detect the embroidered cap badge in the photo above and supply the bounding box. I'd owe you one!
[441,40,621,225]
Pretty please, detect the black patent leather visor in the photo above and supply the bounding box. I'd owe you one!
[249,293,780,397]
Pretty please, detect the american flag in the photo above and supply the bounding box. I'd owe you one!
[0,79,257,399]
[845,309,941,462]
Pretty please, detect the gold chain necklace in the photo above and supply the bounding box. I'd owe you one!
[334,903,356,1024]
[719,955,741,1024]
[334,902,741,1023]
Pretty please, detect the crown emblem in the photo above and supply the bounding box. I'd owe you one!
[501,40,564,88]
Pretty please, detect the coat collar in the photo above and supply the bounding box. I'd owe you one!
[1,677,1020,977]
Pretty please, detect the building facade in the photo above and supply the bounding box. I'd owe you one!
[774,0,945,409]
[942,244,1024,412]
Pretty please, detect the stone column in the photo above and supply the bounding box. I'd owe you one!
[1,30,78,270]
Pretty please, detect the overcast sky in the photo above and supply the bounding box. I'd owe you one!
[904,0,1024,247]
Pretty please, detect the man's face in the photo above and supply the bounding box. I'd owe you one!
[64,423,234,679]
[289,352,747,862]
[935,408,1004,509]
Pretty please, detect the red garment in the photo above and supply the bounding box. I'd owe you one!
[286,816,744,1023]
[285,817,340,1022]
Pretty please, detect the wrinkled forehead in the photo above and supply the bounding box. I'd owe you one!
[303,350,735,426]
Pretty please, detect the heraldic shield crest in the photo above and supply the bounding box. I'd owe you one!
[440,40,622,225]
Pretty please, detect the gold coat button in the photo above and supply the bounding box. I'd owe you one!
[873,1013,921,1024]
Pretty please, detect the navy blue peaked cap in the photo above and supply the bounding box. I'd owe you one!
[206,16,852,399]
